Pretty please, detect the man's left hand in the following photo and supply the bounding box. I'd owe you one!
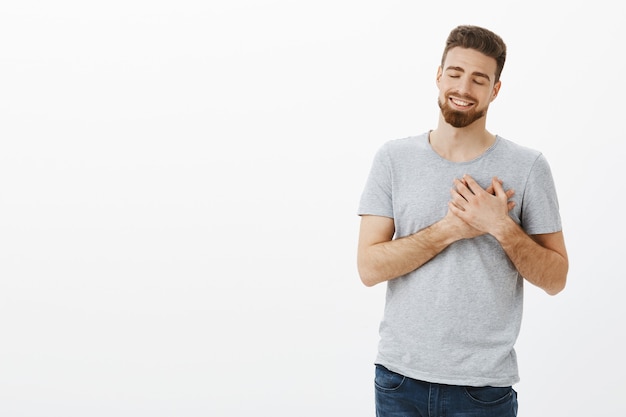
[448,174,515,235]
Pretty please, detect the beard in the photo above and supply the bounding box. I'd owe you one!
[438,94,487,128]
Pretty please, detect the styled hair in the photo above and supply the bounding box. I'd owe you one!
[441,25,507,83]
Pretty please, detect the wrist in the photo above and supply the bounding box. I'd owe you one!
[433,216,464,246]
[490,216,517,242]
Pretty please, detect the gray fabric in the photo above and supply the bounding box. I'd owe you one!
[358,132,562,387]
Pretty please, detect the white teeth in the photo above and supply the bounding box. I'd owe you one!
[451,98,471,106]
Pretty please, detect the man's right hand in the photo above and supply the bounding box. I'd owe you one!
[443,177,515,240]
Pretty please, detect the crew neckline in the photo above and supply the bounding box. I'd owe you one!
[425,132,501,165]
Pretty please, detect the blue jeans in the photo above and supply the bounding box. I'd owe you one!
[375,364,518,417]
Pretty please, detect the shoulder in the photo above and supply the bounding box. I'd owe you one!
[496,136,542,157]
[493,137,558,189]
[378,132,429,157]
[494,136,546,166]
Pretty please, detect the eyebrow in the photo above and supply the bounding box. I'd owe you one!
[445,66,491,82]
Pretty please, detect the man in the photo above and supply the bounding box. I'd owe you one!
[357,25,568,417]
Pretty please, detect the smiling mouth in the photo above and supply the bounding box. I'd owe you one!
[450,97,473,108]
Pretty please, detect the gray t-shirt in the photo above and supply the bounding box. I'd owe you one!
[358,132,562,387]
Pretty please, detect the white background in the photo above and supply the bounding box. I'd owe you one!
[1,1,624,416]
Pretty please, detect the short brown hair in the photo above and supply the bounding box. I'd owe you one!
[441,25,507,83]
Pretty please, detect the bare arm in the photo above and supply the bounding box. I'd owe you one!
[358,180,515,287]
[495,227,568,295]
[450,175,569,295]
[357,215,458,287]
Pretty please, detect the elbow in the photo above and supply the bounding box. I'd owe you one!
[361,277,377,288]
[357,258,383,287]
[545,280,565,296]
[361,277,379,288]
[358,266,378,287]
[544,265,569,296]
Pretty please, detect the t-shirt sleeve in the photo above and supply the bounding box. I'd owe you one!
[520,154,562,234]
[357,144,394,218]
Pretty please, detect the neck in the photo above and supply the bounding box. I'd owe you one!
[429,115,495,162]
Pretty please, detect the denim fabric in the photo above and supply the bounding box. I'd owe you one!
[375,365,518,417]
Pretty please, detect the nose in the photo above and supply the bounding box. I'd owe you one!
[456,76,474,96]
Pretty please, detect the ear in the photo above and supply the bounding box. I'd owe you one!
[490,80,501,102]
[436,66,443,85]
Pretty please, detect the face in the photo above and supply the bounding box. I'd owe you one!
[436,47,501,128]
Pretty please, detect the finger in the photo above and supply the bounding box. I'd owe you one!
[507,201,516,211]
[453,178,473,200]
[491,177,506,196]
[485,178,503,195]
[448,200,465,216]
[462,174,486,195]
[449,188,467,210]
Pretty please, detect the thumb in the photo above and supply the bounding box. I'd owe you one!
[485,177,503,195]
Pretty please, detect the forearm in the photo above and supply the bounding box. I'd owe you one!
[492,219,568,295]
[358,220,457,287]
